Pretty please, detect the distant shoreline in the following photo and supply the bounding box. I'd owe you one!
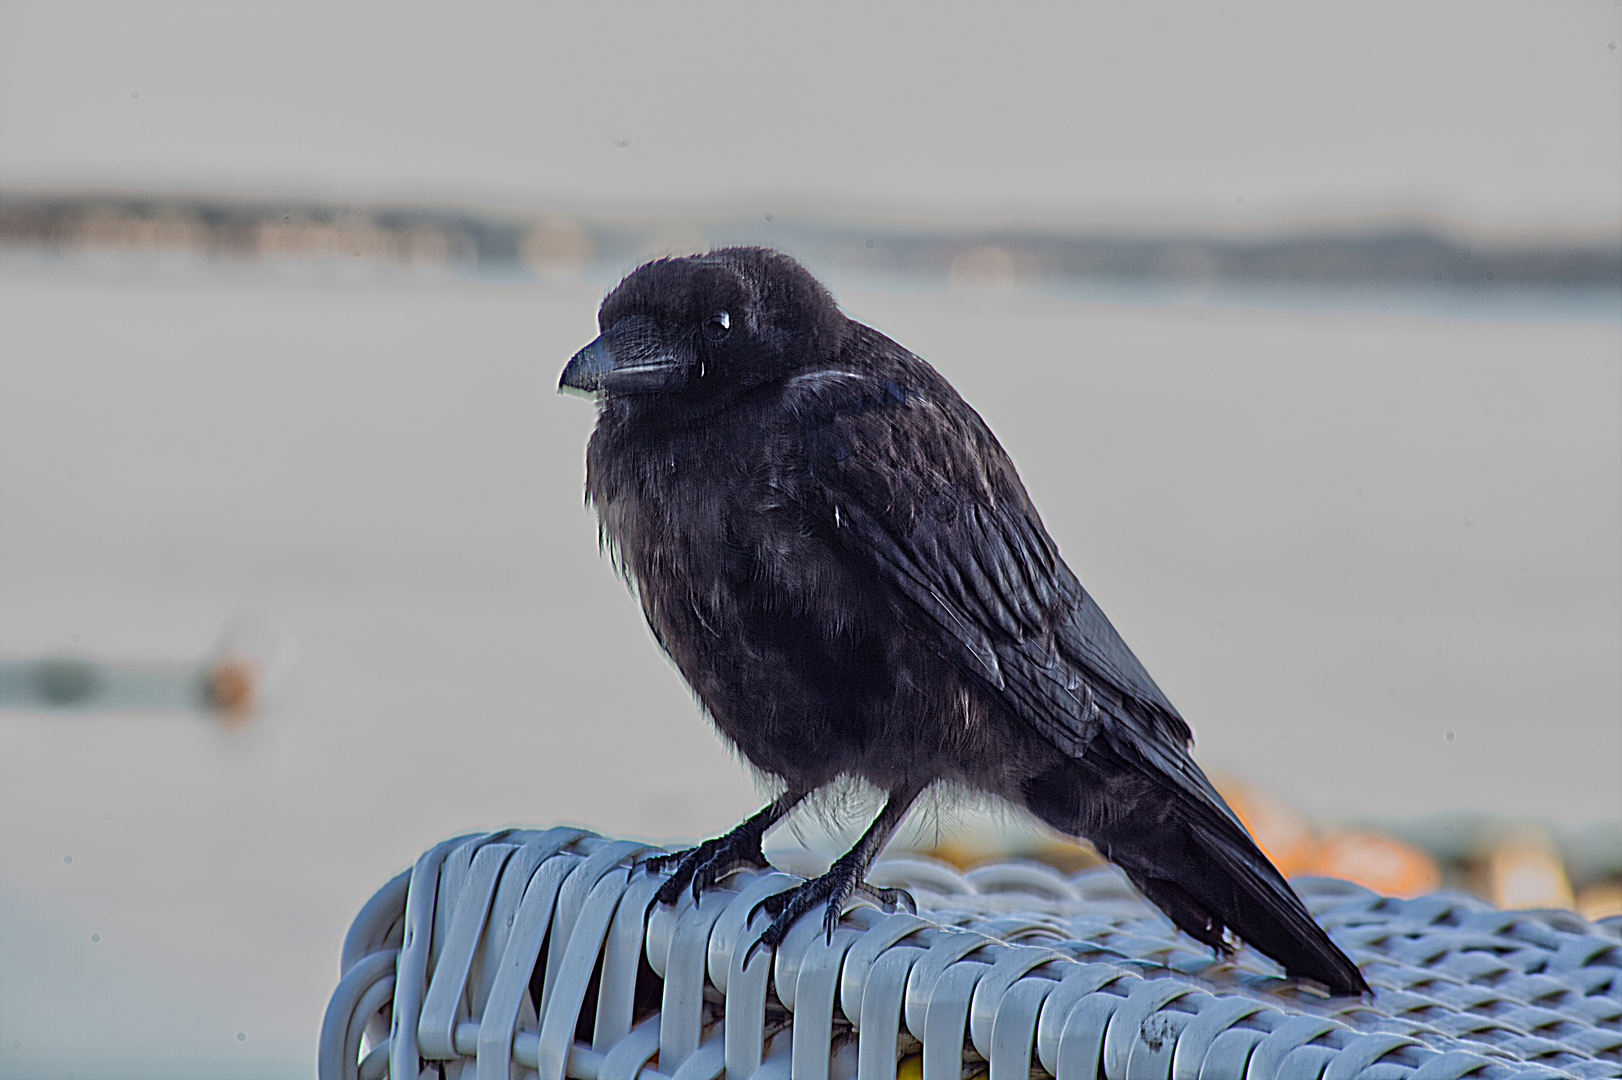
[3,187,1618,297]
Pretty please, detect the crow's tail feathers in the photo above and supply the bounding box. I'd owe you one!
[1124,816,1371,996]
[1023,747,1370,996]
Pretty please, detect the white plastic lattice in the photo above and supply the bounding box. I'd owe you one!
[319,828,1622,1080]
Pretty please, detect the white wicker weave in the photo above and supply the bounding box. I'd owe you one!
[320,828,1621,1080]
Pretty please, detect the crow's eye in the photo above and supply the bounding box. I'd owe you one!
[707,311,730,338]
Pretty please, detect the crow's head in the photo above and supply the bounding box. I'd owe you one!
[560,248,847,410]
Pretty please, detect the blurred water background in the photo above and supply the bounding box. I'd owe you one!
[1,3,1618,1077]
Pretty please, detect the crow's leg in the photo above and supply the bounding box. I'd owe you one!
[644,790,806,905]
[751,785,922,955]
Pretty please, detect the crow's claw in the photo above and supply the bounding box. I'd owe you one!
[741,928,776,971]
[645,829,771,907]
[755,888,794,919]
[858,883,916,915]
[751,865,912,950]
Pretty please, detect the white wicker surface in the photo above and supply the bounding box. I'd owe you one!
[320,828,1622,1080]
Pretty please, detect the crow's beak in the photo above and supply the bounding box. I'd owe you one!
[559,335,683,398]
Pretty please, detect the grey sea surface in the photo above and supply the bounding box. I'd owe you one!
[0,261,1617,1074]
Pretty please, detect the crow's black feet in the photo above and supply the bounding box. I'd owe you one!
[643,828,772,906]
[744,864,915,966]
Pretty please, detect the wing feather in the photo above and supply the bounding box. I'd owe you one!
[788,345,1237,815]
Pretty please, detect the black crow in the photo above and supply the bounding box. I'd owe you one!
[559,247,1369,995]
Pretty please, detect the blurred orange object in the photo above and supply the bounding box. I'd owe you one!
[1577,883,1622,921]
[1485,829,1576,910]
[204,653,259,730]
[1302,831,1441,898]
[1209,770,1315,875]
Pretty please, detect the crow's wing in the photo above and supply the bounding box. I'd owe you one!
[781,343,1372,996]
[785,350,1235,818]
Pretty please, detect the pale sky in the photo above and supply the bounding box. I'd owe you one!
[2,1,1619,231]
